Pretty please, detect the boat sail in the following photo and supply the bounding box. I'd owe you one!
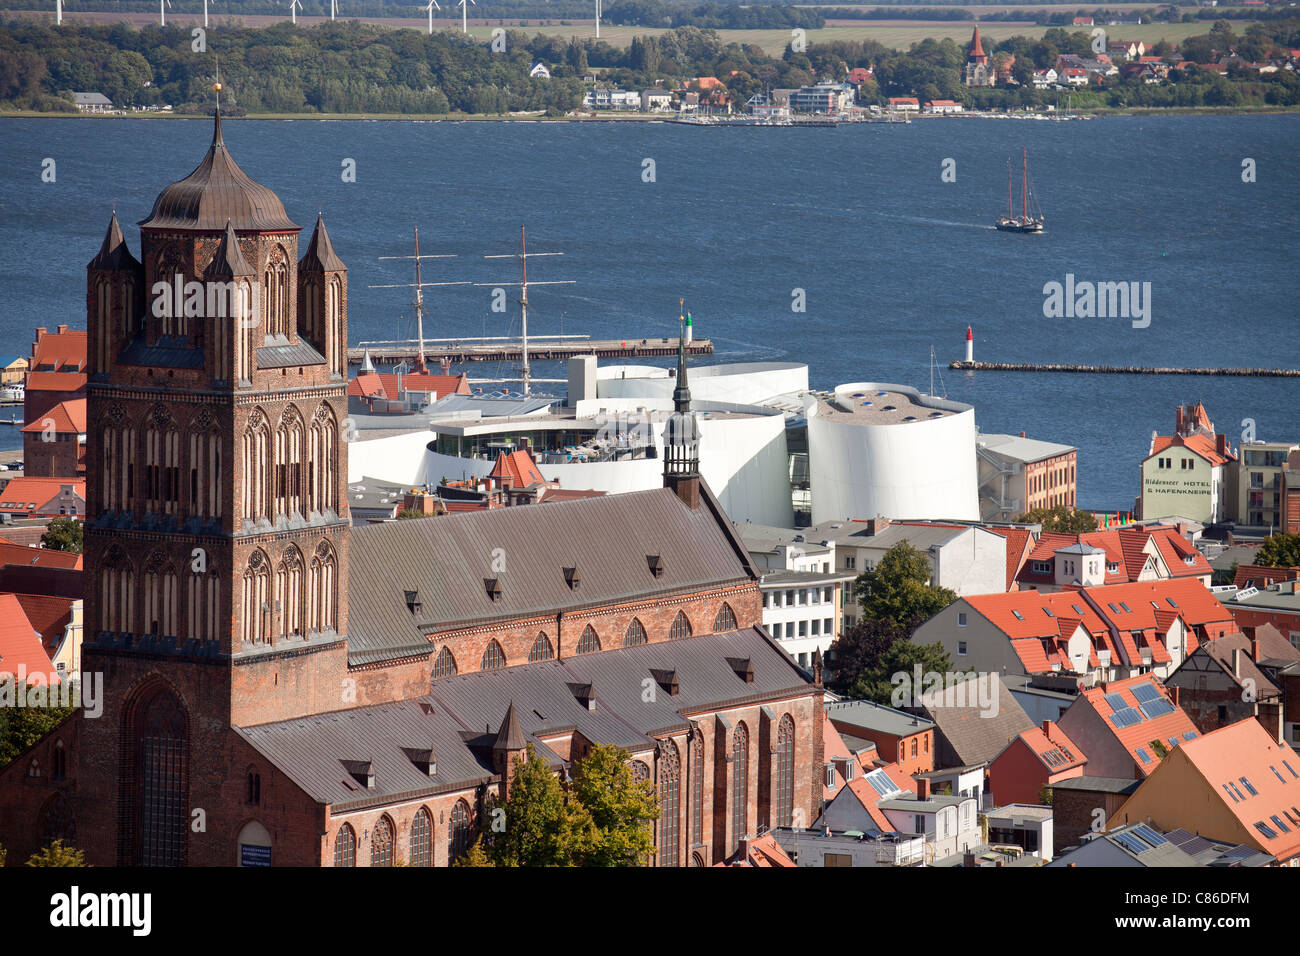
[996,147,1044,233]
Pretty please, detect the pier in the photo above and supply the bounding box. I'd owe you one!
[348,336,713,366]
[949,361,1300,378]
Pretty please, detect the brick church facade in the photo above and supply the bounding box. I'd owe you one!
[0,111,826,867]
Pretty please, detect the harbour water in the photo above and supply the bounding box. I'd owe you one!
[1,113,1296,508]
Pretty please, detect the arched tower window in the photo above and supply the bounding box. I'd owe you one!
[371,815,394,867]
[730,722,749,853]
[333,824,356,867]
[142,551,179,638]
[713,603,737,632]
[326,277,343,376]
[307,540,337,634]
[274,405,305,519]
[669,611,692,641]
[624,618,647,647]
[409,808,432,867]
[264,246,290,338]
[144,406,180,516]
[657,741,681,867]
[187,410,222,520]
[689,736,704,849]
[121,684,189,866]
[450,799,472,862]
[275,545,305,639]
[576,625,600,655]
[528,632,554,662]
[309,404,338,515]
[94,277,111,375]
[52,741,67,781]
[100,406,134,513]
[432,646,457,681]
[241,550,271,647]
[241,410,270,522]
[775,714,795,829]
[481,640,506,671]
[100,545,135,634]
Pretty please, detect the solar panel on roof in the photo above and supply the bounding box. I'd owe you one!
[1139,699,1176,720]
[1136,747,1153,764]
[1131,824,1167,847]
[1168,738,1179,749]
[1112,831,1151,854]
[1183,731,1197,741]
[1104,692,1128,711]
[1285,761,1299,779]
[1131,682,1161,704]
[1110,708,1145,729]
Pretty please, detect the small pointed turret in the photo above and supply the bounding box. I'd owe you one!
[300,212,347,274]
[204,220,254,279]
[969,25,987,63]
[89,212,140,272]
[492,700,526,756]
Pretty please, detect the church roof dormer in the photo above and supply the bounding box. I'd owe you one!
[88,212,140,272]
[300,213,347,273]
[205,221,255,279]
[140,109,299,233]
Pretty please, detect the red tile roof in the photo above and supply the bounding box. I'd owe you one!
[20,398,86,435]
[715,832,797,867]
[1149,432,1235,467]
[1017,721,1087,773]
[1078,674,1199,777]
[348,371,470,402]
[0,539,82,570]
[1017,527,1210,587]
[989,526,1034,590]
[0,593,54,680]
[31,328,86,373]
[0,477,87,518]
[1172,719,1300,861]
[11,593,74,653]
[489,449,545,487]
[24,371,87,394]
[1234,564,1300,589]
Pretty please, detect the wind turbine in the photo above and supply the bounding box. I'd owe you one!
[330,0,337,20]
[55,0,62,26]
[202,0,208,27]
[423,0,439,35]
[159,0,170,26]
[457,0,474,34]
[288,0,301,23]
[595,0,600,39]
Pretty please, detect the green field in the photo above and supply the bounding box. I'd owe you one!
[461,21,1243,55]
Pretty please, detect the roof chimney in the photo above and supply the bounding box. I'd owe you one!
[916,777,930,800]
[1020,431,1026,438]
[1176,405,1185,435]
[1042,720,1054,737]
[57,324,68,334]
[1216,433,1228,458]
[1247,627,1260,662]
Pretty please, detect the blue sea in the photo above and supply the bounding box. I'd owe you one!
[1,113,1297,508]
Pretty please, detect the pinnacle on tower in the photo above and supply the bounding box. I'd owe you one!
[89,212,140,271]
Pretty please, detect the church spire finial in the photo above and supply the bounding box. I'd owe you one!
[212,56,224,145]
[673,299,692,413]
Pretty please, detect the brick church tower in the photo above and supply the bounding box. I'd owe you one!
[78,109,352,865]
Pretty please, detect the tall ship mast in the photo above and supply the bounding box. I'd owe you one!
[995,147,1045,234]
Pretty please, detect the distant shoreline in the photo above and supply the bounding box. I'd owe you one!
[4,106,1299,121]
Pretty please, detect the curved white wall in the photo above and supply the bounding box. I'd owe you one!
[347,430,438,486]
[597,362,808,407]
[806,383,979,523]
[418,402,793,527]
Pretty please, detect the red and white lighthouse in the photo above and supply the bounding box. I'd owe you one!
[965,325,974,363]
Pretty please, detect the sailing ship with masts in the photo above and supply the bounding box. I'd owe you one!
[996,147,1044,234]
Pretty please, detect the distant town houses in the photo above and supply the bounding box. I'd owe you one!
[72,92,113,113]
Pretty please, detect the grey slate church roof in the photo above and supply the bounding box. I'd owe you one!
[236,625,812,811]
[345,484,759,666]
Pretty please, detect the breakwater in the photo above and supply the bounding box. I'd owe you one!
[949,362,1300,378]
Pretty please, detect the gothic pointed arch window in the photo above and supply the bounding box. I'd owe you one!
[576,625,600,655]
[274,405,305,519]
[307,540,337,634]
[690,735,704,849]
[432,646,457,681]
[624,618,648,647]
[450,799,472,862]
[242,409,271,521]
[101,545,135,634]
[481,639,506,671]
[326,276,343,376]
[142,551,179,639]
[264,245,291,338]
[371,815,395,867]
[52,740,67,781]
[775,714,796,829]
[308,403,338,514]
[409,807,432,867]
[120,684,189,866]
[100,404,134,513]
[241,550,271,646]
[93,277,112,375]
[713,603,737,632]
[669,611,693,641]
[691,851,705,868]
[39,792,75,848]
[730,722,749,853]
[657,741,681,867]
[528,632,554,662]
[187,407,222,520]
[275,545,305,639]
[153,244,185,338]
[333,824,356,867]
[144,405,180,516]
[630,760,650,786]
